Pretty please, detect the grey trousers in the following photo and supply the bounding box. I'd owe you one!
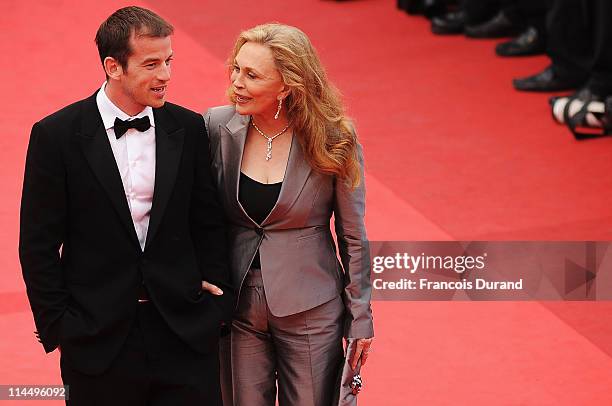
[220,268,344,406]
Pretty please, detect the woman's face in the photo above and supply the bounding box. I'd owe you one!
[231,42,288,119]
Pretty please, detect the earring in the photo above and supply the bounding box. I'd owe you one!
[274,98,282,120]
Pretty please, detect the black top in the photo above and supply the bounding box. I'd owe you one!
[239,172,282,269]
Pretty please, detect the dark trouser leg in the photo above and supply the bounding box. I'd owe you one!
[461,0,501,25]
[586,0,612,97]
[60,318,149,405]
[139,303,222,406]
[517,0,548,33]
[499,0,521,24]
[60,303,222,406]
[546,0,591,82]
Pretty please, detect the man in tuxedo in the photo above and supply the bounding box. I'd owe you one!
[19,6,232,405]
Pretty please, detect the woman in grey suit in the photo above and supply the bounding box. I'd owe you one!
[204,23,373,406]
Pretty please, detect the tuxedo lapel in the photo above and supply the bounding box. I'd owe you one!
[145,106,184,248]
[77,93,140,248]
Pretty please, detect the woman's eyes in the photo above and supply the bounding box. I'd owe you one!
[233,66,256,79]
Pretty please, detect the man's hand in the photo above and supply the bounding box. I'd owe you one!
[349,338,373,370]
[201,281,223,295]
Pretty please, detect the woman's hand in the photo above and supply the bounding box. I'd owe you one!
[201,281,224,295]
[349,337,373,369]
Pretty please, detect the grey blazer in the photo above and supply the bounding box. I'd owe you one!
[205,105,373,338]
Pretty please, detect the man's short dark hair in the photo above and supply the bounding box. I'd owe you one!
[95,6,174,73]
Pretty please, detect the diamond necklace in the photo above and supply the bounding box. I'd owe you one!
[251,119,290,161]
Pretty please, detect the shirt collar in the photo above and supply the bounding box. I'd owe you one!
[96,82,155,131]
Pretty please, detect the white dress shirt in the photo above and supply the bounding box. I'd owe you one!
[96,83,156,251]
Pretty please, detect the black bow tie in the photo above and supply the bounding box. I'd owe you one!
[113,116,151,139]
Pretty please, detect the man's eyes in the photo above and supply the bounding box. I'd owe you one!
[144,59,171,69]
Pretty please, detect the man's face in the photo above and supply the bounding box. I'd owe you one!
[117,34,173,112]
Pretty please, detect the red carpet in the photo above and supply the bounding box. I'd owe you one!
[2,1,612,404]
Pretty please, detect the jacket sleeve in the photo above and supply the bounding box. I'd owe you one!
[333,140,374,339]
[19,121,69,353]
[191,113,234,324]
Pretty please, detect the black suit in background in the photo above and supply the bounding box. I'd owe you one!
[504,0,548,31]
[19,91,233,404]
[545,0,591,83]
[461,0,500,25]
[547,0,612,96]
[461,0,547,26]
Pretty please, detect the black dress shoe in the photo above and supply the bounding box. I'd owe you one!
[465,11,520,38]
[513,66,585,92]
[431,10,466,35]
[495,26,545,57]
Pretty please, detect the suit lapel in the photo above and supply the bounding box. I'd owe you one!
[221,113,256,226]
[77,92,140,247]
[221,111,312,227]
[145,106,184,248]
[262,133,311,226]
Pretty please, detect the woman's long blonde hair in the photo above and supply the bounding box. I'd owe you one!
[227,23,361,188]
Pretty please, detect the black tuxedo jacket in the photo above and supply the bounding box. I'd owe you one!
[19,91,234,375]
